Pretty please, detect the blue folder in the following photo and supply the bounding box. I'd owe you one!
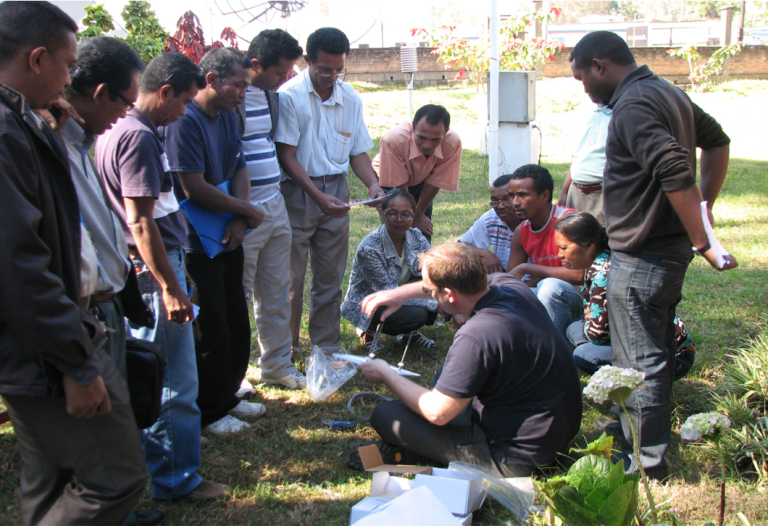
[179,180,248,258]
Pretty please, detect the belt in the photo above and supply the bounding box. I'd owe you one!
[573,182,603,195]
[309,173,343,182]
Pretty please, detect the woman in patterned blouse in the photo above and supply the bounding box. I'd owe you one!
[341,190,438,353]
[554,212,695,379]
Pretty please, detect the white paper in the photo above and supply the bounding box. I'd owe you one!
[332,353,420,377]
[343,196,387,208]
[191,304,200,322]
[700,201,729,269]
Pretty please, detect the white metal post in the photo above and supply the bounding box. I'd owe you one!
[489,1,500,185]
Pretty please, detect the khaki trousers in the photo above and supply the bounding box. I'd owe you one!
[565,185,605,227]
[281,177,350,351]
[241,192,296,378]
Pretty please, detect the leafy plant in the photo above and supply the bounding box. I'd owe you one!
[570,432,614,460]
[538,454,640,526]
[667,43,742,92]
[165,11,240,64]
[411,7,565,92]
[120,1,169,62]
[76,4,115,40]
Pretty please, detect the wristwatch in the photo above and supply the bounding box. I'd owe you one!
[692,241,711,256]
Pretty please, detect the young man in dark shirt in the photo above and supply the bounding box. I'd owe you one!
[344,243,582,476]
[165,48,267,437]
[570,31,738,480]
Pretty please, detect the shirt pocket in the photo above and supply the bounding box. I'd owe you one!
[328,131,353,165]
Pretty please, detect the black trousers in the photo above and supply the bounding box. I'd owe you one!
[370,366,535,477]
[186,247,251,427]
[368,304,437,336]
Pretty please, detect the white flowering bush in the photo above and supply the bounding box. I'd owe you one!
[583,366,646,404]
[681,412,732,441]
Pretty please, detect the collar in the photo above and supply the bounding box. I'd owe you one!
[303,67,343,106]
[408,122,444,161]
[0,83,26,116]
[608,65,653,108]
[376,224,401,260]
[596,104,612,116]
[128,107,162,139]
[471,285,502,316]
[61,117,94,154]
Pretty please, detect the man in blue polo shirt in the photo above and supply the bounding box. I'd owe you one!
[165,48,267,437]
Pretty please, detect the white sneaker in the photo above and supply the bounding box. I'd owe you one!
[263,371,307,390]
[204,414,250,436]
[397,331,436,349]
[235,378,255,398]
[229,400,267,418]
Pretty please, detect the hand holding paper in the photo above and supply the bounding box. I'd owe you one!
[700,201,738,271]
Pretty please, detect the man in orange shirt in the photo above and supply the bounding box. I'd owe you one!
[373,104,461,240]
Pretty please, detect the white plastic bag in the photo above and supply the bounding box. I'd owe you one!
[306,345,357,400]
[447,461,535,521]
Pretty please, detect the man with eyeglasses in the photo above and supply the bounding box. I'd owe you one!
[373,104,462,240]
[0,3,147,523]
[459,174,521,273]
[165,48,268,438]
[96,52,231,501]
[275,27,385,356]
[344,243,581,477]
[234,29,307,391]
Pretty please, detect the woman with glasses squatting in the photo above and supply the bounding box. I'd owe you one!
[341,189,439,354]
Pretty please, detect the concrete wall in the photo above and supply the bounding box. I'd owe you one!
[343,45,768,86]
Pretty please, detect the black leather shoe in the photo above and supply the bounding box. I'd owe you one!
[125,509,165,526]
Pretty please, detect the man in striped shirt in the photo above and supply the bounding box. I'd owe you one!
[236,30,306,389]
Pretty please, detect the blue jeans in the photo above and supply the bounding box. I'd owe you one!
[535,278,583,337]
[130,247,203,499]
[567,320,612,375]
[607,245,692,480]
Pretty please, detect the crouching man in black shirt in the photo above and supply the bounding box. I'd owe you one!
[344,242,582,477]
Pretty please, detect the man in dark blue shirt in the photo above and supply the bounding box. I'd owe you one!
[165,48,266,436]
[345,243,582,476]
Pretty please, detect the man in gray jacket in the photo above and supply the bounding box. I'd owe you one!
[0,3,146,524]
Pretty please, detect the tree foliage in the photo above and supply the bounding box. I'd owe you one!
[121,1,169,62]
[76,4,115,41]
[667,43,742,92]
[412,7,565,92]
[166,11,240,64]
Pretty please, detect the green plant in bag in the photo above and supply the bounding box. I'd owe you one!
[538,455,640,526]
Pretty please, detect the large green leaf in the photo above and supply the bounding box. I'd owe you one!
[570,432,615,460]
[567,455,613,493]
[584,484,609,511]
[606,459,626,494]
[552,486,600,526]
[597,480,638,526]
[537,477,567,500]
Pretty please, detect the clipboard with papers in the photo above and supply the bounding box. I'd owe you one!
[178,179,249,258]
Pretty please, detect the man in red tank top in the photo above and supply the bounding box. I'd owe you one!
[505,164,583,336]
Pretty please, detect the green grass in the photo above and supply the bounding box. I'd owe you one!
[1,78,767,525]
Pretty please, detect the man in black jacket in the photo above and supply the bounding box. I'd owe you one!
[570,31,738,480]
[236,30,307,390]
[0,3,146,524]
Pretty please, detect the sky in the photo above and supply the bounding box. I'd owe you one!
[54,0,480,48]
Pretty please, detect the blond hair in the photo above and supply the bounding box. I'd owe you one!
[419,243,487,296]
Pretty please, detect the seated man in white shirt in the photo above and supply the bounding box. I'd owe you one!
[459,174,521,273]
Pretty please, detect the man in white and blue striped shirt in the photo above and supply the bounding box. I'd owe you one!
[236,30,306,390]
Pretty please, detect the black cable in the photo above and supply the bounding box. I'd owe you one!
[531,123,543,165]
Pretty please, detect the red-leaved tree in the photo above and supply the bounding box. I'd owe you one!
[166,11,240,64]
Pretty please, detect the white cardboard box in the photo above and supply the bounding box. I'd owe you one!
[353,486,471,526]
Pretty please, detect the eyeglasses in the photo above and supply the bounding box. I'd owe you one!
[421,285,437,294]
[489,196,512,207]
[114,92,135,110]
[315,66,346,83]
[385,212,414,221]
